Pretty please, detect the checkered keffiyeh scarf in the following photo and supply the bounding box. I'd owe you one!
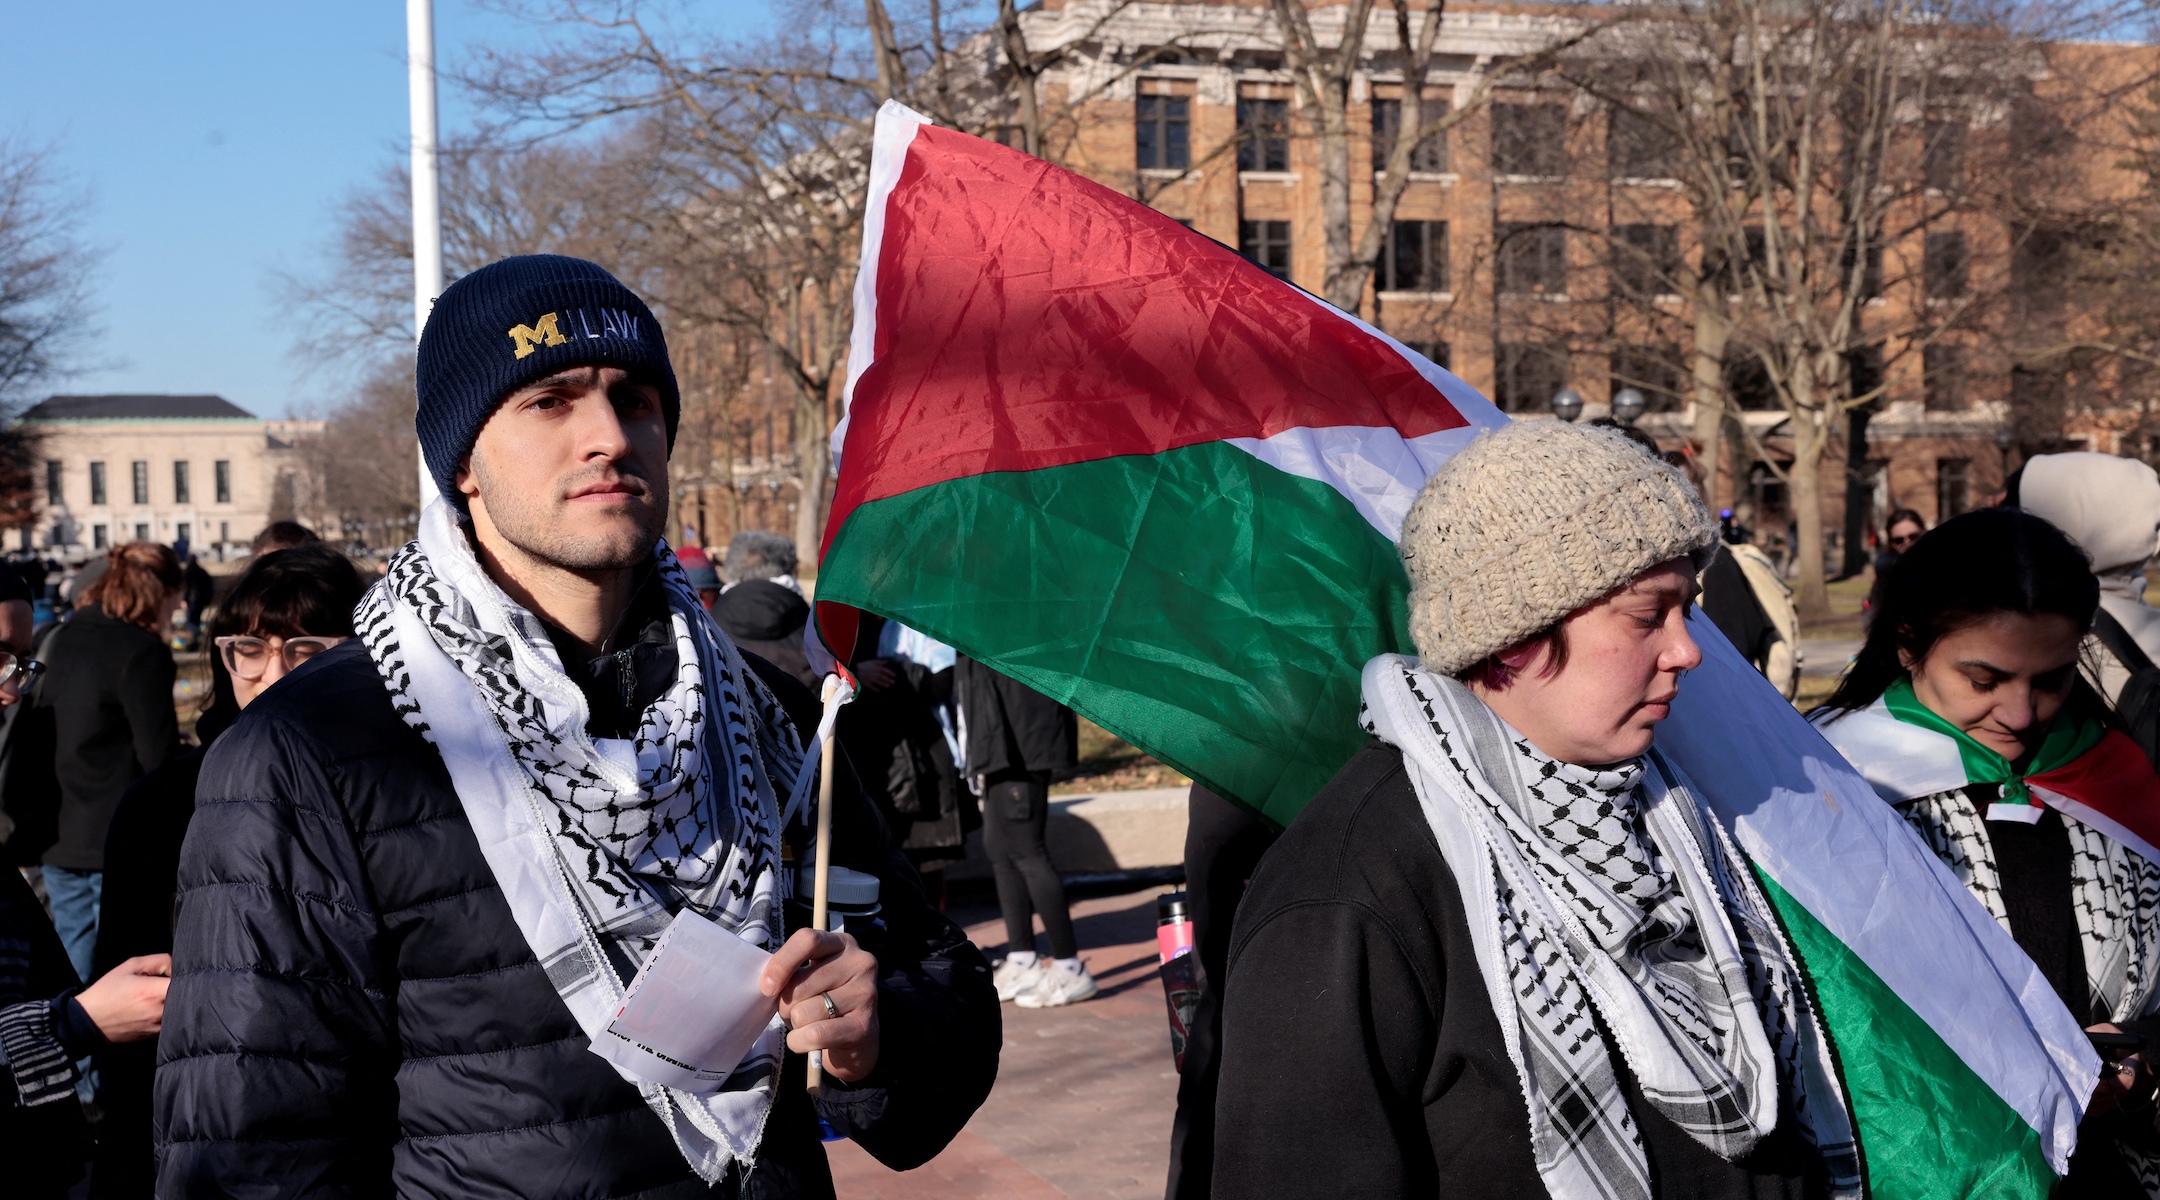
[356,500,804,1184]
[1895,786,2160,1196]
[1361,656,1859,1200]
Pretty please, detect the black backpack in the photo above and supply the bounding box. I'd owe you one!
[2092,608,2160,772]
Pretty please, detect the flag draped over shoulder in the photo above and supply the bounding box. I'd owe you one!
[815,100,2099,1197]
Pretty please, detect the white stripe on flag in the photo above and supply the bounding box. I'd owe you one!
[1660,613,2096,1173]
[2033,786,2160,867]
[1811,701,1969,804]
[1227,425,1487,543]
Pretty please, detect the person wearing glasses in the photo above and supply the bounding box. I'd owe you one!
[86,544,366,1195]
[1867,508,1929,623]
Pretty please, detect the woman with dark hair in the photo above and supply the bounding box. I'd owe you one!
[29,542,185,984]
[86,544,365,1196]
[1865,508,1928,621]
[1814,508,2160,1194]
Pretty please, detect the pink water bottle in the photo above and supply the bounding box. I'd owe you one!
[1157,892,1201,1071]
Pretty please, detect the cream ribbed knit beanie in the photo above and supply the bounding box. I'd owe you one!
[1402,420,1717,674]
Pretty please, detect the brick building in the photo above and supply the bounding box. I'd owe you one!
[1006,0,2155,566]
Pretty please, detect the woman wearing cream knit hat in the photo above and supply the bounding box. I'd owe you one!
[1211,421,1857,1200]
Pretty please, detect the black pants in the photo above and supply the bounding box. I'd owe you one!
[1165,783,1280,1200]
[981,770,1076,959]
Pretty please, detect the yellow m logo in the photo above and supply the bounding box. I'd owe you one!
[506,312,568,359]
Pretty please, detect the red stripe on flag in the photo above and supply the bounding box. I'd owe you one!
[825,124,1465,559]
[2028,730,2160,863]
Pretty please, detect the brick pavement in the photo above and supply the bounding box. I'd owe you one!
[826,887,1182,1199]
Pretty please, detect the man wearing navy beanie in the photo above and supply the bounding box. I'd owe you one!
[155,255,1000,1197]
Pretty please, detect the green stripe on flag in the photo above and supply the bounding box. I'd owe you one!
[818,440,1412,825]
[1756,871,2055,1199]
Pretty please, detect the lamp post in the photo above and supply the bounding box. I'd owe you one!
[1550,388,1584,423]
[1612,387,1647,427]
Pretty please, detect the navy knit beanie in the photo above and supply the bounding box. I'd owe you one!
[415,254,679,509]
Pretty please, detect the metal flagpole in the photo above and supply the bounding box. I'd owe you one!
[409,0,443,509]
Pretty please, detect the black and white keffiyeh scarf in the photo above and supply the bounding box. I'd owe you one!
[356,500,805,1184]
[1360,655,1860,1200]
[1895,787,2160,1026]
[1895,787,2160,1194]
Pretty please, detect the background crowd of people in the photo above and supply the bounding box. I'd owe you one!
[8,432,2160,1196]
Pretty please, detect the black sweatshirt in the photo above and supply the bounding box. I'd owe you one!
[32,605,180,870]
[1213,740,1824,1200]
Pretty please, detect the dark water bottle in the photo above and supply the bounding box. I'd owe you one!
[1157,891,1201,1072]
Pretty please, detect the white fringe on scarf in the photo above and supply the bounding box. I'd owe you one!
[1361,655,1859,1200]
[356,500,804,1184]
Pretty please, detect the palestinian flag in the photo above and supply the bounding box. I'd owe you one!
[1816,684,2160,862]
[815,101,2098,1196]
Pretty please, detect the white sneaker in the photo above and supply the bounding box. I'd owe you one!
[994,956,1047,1002]
[1015,961,1099,1008]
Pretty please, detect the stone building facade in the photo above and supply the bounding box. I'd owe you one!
[22,394,322,562]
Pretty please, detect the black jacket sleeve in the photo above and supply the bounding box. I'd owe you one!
[154,710,399,1196]
[810,839,1001,1169]
[120,633,180,776]
[737,650,1002,1170]
[1210,897,1439,1199]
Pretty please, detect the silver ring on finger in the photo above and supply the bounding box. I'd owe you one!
[820,992,840,1021]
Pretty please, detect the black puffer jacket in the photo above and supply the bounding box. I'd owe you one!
[154,640,1000,1197]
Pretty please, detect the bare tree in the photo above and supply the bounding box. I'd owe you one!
[0,136,96,406]
[1560,0,2102,616]
[1269,0,1609,314]
[306,361,422,550]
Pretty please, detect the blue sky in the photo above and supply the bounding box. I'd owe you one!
[2,1,775,418]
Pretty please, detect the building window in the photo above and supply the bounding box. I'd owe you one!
[134,523,149,542]
[44,461,60,507]
[1608,107,1679,180]
[1923,119,1966,191]
[1136,93,1191,170]
[1498,223,1567,296]
[131,461,149,505]
[220,520,229,546]
[174,460,190,505]
[1925,231,1969,299]
[89,462,106,506]
[1372,95,1449,173]
[1495,342,1569,413]
[1924,344,1967,411]
[1240,220,1292,279]
[1848,343,1886,405]
[1611,224,1681,297]
[215,460,231,504]
[1237,96,1290,172]
[1937,458,1971,520]
[1707,227,1767,293]
[1611,343,1687,411]
[1380,220,1447,292]
[1728,355,1781,411]
[176,522,191,546]
[1843,240,1884,301]
[92,524,107,550]
[1403,340,1451,370]
[1492,102,1567,177]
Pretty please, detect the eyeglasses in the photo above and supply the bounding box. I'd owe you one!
[215,635,349,681]
[0,653,45,688]
[1888,531,1923,550]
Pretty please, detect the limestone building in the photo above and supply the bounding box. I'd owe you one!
[22,394,320,562]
